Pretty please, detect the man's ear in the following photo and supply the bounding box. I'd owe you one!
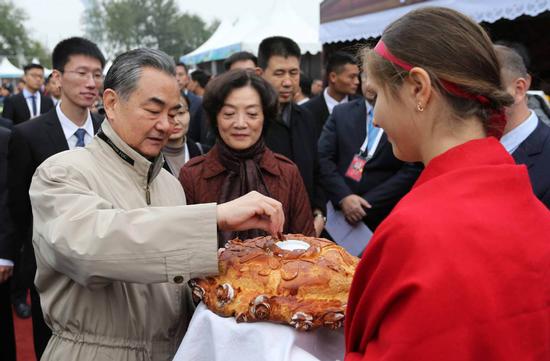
[328,72,337,85]
[102,89,118,121]
[256,68,264,76]
[406,67,433,108]
[514,74,531,100]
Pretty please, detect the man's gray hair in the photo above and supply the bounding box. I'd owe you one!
[104,48,176,100]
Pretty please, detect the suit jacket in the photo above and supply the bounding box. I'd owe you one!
[2,92,54,125]
[512,120,550,208]
[8,108,103,268]
[318,98,422,230]
[265,103,326,212]
[0,116,13,129]
[0,127,14,261]
[302,93,328,139]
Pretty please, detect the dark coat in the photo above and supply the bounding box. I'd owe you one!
[0,117,13,129]
[179,144,315,236]
[0,127,13,261]
[512,120,550,208]
[264,103,326,213]
[1,92,54,125]
[318,98,422,230]
[302,93,329,139]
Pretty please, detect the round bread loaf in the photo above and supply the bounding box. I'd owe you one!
[189,234,359,331]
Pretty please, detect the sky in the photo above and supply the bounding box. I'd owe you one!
[17,0,322,52]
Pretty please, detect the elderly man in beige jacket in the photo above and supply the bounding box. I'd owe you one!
[29,48,284,361]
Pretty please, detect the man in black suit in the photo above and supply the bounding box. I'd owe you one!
[8,37,105,360]
[496,45,550,208]
[258,36,326,236]
[175,62,212,147]
[0,127,16,361]
[318,76,422,233]
[303,51,360,138]
[2,64,54,124]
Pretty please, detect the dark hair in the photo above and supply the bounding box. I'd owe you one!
[104,48,175,101]
[52,37,105,72]
[257,36,301,70]
[176,62,189,73]
[299,72,312,98]
[326,51,357,77]
[363,7,513,136]
[190,69,211,89]
[202,69,278,136]
[45,73,53,84]
[23,64,44,73]
[224,51,258,71]
[494,45,529,80]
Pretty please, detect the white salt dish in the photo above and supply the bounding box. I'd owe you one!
[276,240,310,251]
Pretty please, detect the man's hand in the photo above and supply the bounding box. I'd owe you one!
[340,194,371,225]
[0,265,13,283]
[217,191,284,237]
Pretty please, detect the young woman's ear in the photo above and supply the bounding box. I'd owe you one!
[407,67,432,110]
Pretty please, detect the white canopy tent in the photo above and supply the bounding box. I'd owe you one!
[0,57,24,78]
[320,0,550,44]
[181,0,321,65]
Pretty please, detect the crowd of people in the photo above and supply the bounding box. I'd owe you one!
[0,5,549,361]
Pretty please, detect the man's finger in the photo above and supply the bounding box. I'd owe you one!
[359,198,372,209]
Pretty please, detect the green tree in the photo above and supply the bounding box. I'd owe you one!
[82,0,218,60]
[0,0,51,67]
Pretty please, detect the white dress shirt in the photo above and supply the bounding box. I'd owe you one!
[323,87,349,114]
[22,87,42,118]
[500,110,538,154]
[56,102,94,149]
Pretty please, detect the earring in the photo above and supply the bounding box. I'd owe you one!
[417,102,424,112]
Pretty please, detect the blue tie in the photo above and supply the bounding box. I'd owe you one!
[75,128,86,147]
[367,109,378,152]
[29,95,37,117]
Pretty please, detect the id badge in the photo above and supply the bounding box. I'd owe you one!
[345,154,367,182]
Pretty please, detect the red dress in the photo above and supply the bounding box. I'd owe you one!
[345,138,550,361]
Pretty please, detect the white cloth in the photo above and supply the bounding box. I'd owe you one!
[323,88,349,114]
[173,303,345,361]
[501,110,538,154]
[0,259,14,266]
[22,88,41,118]
[56,102,94,149]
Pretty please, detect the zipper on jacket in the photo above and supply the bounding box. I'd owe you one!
[146,163,154,205]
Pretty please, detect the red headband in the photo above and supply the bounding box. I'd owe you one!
[373,40,504,138]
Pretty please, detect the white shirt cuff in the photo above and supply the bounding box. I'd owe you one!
[0,259,14,267]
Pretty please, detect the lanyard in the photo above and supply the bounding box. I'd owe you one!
[359,105,384,161]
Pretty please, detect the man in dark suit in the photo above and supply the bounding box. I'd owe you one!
[2,64,54,124]
[258,36,326,236]
[303,51,360,138]
[0,127,16,361]
[496,45,550,208]
[8,37,105,360]
[318,83,422,232]
[175,62,212,147]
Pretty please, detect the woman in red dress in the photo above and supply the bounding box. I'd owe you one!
[345,7,550,361]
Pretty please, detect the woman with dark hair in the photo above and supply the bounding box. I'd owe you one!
[179,70,315,245]
[345,7,550,361]
[162,94,202,175]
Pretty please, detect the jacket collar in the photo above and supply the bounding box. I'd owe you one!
[202,143,281,179]
[414,137,515,189]
[99,120,165,182]
[513,120,549,168]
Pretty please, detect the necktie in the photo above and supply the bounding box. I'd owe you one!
[367,109,378,151]
[30,95,37,117]
[75,128,86,147]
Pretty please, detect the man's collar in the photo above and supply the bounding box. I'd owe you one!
[56,102,93,141]
[324,87,349,114]
[99,120,165,181]
[22,88,39,98]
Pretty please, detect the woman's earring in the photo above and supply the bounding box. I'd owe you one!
[417,102,424,112]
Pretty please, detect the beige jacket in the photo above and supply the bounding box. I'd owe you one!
[30,120,218,361]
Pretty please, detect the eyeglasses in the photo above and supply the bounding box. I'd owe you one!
[63,69,104,82]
